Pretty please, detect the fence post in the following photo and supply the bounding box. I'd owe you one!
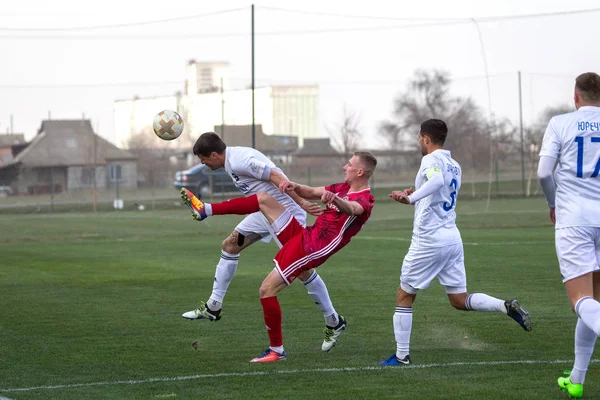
[307,165,311,186]
[495,159,499,196]
[50,168,54,213]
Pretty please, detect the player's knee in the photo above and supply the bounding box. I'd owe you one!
[259,283,273,298]
[448,295,468,310]
[298,269,313,281]
[221,234,243,254]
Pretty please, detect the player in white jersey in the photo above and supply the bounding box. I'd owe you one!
[537,72,600,399]
[179,132,347,351]
[380,119,532,366]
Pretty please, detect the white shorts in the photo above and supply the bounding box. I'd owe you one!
[556,227,600,283]
[400,243,467,294]
[235,211,306,248]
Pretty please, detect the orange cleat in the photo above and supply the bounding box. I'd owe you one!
[180,188,207,221]
[249,349,287,363]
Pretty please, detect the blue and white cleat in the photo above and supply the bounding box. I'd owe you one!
[505,299,532,331]
[380,354,411,366]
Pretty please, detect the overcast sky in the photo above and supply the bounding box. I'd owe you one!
[0,0,598,147]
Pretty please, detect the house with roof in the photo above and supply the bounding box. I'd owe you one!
[0,133,26,165]
[0,120,137,195]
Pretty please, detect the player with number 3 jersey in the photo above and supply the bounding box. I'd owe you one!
[380,119,532,367]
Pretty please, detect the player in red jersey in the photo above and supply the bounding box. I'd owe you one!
[186,151,377,362]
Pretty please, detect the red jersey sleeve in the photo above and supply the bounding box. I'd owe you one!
[325,182,346,193]
[352,192,375,222]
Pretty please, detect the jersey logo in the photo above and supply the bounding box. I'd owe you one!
[326,192,344,213]
[231,172,240,182]
[249,162,261,174]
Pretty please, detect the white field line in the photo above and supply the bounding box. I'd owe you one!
[0,359,596,393]
[355,236,553,246]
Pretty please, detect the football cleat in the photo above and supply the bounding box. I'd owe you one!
[505,299,532,331]
[558,371,583,399]
[182,302,221,321]
[250,348,287,363]
[380,354,411,366]
[180,188,207,221]
[322,315,347,352]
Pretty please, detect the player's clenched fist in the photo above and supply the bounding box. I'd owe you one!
[321,190,336,205]
[279,180,297,193]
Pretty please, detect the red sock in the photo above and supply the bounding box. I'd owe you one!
[260,296,283,347]
[211,194,259,215]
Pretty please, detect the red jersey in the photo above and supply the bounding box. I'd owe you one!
[302,182,375,265]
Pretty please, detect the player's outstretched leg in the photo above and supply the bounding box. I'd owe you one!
[322,316,347,352]
[504,299,532,331]
[181,188,208,221]
[182,301,222,321]
[558,371,584,399]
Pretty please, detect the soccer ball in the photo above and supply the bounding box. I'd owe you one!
[153,110,184,141]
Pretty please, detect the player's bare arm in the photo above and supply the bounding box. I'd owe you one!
[325,191,365,216]
[279,180,325,201]
[269,170,323,216]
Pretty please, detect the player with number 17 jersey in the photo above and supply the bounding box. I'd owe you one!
[539,108,600,228]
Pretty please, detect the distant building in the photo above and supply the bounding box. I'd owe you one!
[0,133,26,165]
[0,120,137,195]
[114,60,320,149]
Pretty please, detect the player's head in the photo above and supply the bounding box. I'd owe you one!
[344,151,377,184]
[574,72,600,108]
[193,132,227,170]
[418,119,447,155]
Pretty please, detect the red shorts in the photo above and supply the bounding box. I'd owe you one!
[273,215,317,284]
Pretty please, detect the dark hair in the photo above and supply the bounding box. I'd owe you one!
[353,151,377,178]
[420,119,448,145]
[193,132,226,157]
[576,72,600,102]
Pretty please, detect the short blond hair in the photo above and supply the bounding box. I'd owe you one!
[353,151,377,178]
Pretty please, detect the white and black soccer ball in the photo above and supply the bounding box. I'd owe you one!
[153,110,184,141]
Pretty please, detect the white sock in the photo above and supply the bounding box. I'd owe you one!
[576,296,600,335]
[302,271,337,326]
[204,204,213,216]
[207,251,239,310]
[394,306,413,359]
[270,345,284,354]
[465,293,506,313]
[571,317,597,384]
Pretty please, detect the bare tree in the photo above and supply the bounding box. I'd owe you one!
[378,69,496,192]
[327,105,362,157]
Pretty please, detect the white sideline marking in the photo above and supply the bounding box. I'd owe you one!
[0,359,596,393]
[355,236,553,246]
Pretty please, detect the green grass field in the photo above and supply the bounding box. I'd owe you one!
[0,195,592,399]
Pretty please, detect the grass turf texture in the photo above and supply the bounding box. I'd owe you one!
[0,195,588,399]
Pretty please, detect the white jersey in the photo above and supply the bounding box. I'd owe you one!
[539,106,600,228]
[411,149,462,248]
[224,146,305,221]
